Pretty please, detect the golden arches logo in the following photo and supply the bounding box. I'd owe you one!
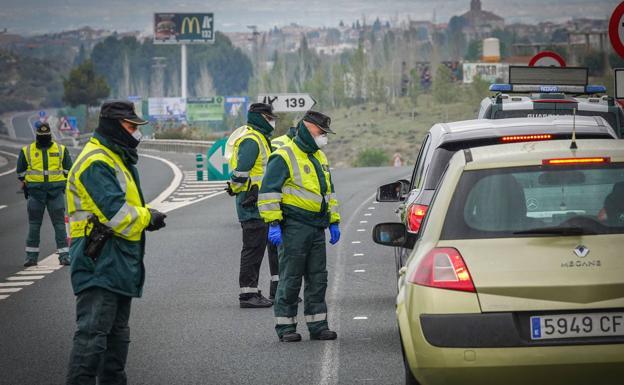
[181,17,200,34]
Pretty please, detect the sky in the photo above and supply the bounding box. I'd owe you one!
[0,0,619,36]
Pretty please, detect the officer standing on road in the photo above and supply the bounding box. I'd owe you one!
[65,101,167,384]
[258,111,341,342]
[270,126,297,151]
[16,121,73,266]
[227,103,278,308]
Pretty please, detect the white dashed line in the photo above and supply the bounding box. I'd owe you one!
[0,288,22,293]
[353,253,364,256]
[357,229,365,232]
[359,221,368,224]
[351,241,361,244]
[0,205,7,210]
[0,281,34,287]
[7,275,45,280]
[354,269,366,273]
[0,295,9,300]
[364,213,372,216]
[367,207,375,210]
[353,316,368,320]
[16,270,54,275]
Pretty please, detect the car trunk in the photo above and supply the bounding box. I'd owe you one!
[440,235,624,312]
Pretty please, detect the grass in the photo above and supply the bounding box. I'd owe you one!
[323,94,479,168]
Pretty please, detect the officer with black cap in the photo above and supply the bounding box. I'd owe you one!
[65,100,167,384]
[258,110,341,342]
[16,121,73,266]
[227,102,278,308]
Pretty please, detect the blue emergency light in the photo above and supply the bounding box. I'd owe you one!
[489,84,513,92]
[585,85,607,94]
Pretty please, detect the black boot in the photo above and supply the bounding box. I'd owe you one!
[240,292,273,308]
[279,332,302,342]
[269,281,278,300]
[310,329,337,340]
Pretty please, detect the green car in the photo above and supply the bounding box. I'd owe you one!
[374,139,624,385]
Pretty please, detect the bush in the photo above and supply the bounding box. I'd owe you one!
[353,148,389,167]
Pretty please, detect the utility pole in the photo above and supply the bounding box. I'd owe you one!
[247,25,260,76]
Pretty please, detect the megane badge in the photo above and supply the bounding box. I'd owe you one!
[573,245,590,258]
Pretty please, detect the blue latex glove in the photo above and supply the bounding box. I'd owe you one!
[329,223,340,245]
[268,224,282,246]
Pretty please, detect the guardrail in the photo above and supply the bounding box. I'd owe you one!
[140,139,216,154]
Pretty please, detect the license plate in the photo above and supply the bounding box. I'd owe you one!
[530,312,624,340]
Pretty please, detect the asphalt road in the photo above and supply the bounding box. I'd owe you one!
[0,146,410,385]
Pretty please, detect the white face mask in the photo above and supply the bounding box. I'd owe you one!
[131,129,143,142]
[268,119,276,129]
[314,133,328,148]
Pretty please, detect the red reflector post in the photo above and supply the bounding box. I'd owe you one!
[406,204,428,233]
[543,157,610,165]
[501,134,552,143]
[409,248,476,293]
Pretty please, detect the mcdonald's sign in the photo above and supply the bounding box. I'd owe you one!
[154,13,214,44]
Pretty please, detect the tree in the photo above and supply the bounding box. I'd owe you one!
[432,65,456,104]
[63,60,110,131]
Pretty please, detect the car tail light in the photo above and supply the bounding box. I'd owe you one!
[543,157,610,165]
[409,248,476,293]
[406,204,428,233]
[501,134,552,143]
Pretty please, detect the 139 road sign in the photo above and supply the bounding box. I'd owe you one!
[257,93,316,113]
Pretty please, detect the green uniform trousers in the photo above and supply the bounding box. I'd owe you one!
[26,190,68,263]
[274,219,329,337]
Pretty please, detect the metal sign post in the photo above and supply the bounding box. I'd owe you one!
[181,44,187,99]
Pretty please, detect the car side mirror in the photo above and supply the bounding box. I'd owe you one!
[376,179,410,202]
[372,223,407,247]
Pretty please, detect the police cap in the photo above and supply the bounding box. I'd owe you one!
[34,121,51,136]
[249,103,276,119]
[100,100,148,125]
[303,110,333,134]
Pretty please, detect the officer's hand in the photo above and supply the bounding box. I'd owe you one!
[268,223,282,246]
[147,209,167,231]
[329,223,340,245]
[225,182,236,196]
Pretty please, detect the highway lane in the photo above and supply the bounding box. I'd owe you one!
[11,112,37,140]
[0,159,410,385]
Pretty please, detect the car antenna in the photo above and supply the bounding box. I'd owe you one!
[570,107,578,150]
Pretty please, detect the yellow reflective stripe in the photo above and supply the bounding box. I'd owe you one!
[280,146,302,185]
[67,149,108,213]
[283,186,322,204]
[240,287,259,293]
[258,202,280,212]
[250,175,263,183]
[17,171,27,177]
[276,317,297,325]
[107,203,133,229]
[25,246,39,252]
[69,210,91,222]
[258,193,282,201]
[305,313,327,323]
[233,170,249,178]
[25,145,32,168]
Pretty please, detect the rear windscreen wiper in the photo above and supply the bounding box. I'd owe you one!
[514,226,595,236]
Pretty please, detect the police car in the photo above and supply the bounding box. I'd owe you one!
[477,66,624,138]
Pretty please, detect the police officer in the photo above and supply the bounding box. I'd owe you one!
[65,101,167,384]
[267,125,298,300]
[258,111,341,342]
[227,103,278,308]
[16,121,73,266]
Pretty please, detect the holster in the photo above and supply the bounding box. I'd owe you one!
[241,184,259,208]
[84,215,113,261]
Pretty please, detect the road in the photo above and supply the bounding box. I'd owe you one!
[0,145,409,385]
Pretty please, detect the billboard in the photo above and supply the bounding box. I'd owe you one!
[154,13,215,44]
[187,97,225,122]
[462,63,509,84]
[224,96,249,117]
[148,97,187,120]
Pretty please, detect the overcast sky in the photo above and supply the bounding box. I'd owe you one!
[0,0,618,36]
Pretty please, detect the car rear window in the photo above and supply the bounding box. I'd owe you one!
[493,109,618,131]
[441,163,624,239]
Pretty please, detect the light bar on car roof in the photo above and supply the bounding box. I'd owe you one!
[543,157,611,165]
[509,66,588,86]
[489,84,606,94]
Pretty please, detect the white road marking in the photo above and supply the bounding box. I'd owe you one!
[367,207,375,210]
[16,270,54,275]
[0,281,34,287]
[7,275,45,280]
[353,316,368,320]
[0,149,18,177]
[353,253,364,256]
[354,270,366,273]
[174,191,213,196]
[0,288,22,293]
[140,153,183,213]
[319,192,376,385]
[359,221,368,224]
[357,229,365,232]
[364,213,372,216]
[0,295,9,300]
[0,205,6,210]
[351,241,361,244]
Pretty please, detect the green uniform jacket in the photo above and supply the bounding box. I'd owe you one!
[68,133,148,298]
[16,142,73,200]
[260,123,337,228]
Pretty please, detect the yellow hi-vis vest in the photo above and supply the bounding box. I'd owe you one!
[65,138,150,242]
[229,126,270,194]
[258,142,340,224]
[22,142,68,183]
[271,134,293,150]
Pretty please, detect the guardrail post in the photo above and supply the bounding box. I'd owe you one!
[196,153,204,181]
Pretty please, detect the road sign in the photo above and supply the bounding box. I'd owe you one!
[187,97,224,122]
[207,138,229,180]
[257,93,316,113]
[529,51,566,67]
[154,13,215,44]
[59,117,72,131]
[610,2,624,59]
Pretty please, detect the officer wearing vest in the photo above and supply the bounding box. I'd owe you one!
[16,121,73,266]
[227,103,278,308]
[258,111,341,342]
[267,125,298,300]
[65,101,167,384]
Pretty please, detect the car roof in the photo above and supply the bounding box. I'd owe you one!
[462,139,624,170]
[430,116,617,144]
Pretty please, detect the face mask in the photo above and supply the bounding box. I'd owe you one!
[314,133,328,148]
[131,129,142,142]
[268,119,276,129]
[36,135,52,146]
